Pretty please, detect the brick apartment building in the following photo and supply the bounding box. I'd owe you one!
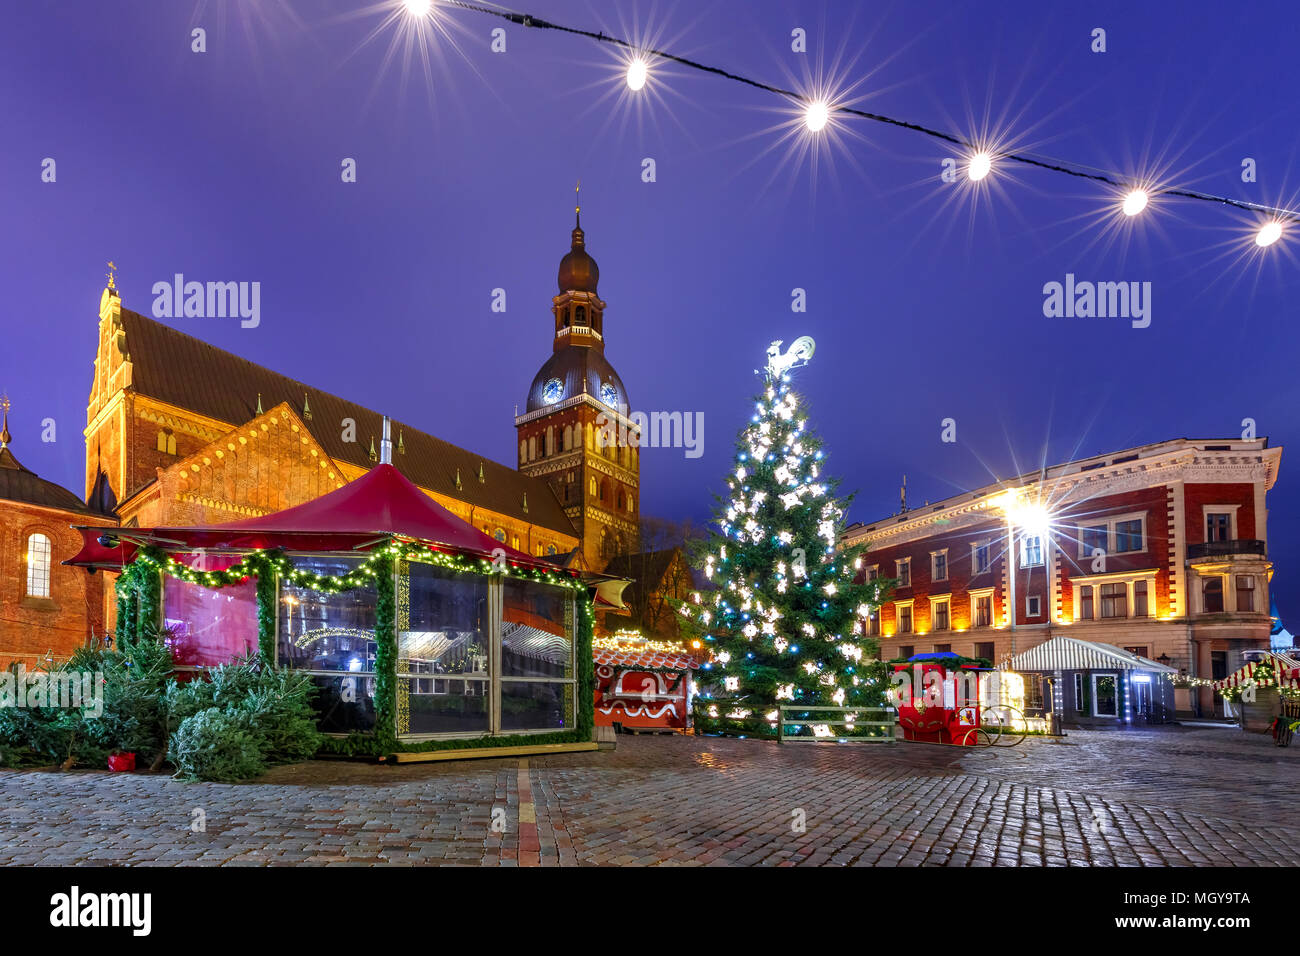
[844,438,1282,717]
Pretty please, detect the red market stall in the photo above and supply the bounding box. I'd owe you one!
[891,652,987,746]
[593,633,699,732]
[1213,651,1300,735]
[66,434,598,759]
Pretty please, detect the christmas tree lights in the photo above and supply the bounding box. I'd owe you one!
[679,340,890,733]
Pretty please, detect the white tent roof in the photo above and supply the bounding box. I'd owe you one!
[1009,636,1178,674]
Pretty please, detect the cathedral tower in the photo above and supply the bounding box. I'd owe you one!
[515,203,639,570]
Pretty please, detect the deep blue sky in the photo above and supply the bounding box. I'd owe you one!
[4,1,1299,615]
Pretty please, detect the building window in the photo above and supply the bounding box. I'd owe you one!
[1075,512,1147,558]
[932,599,950,631]
[1123,646,1150,659]
[972,543,990,574]
[493,529,506,543]
[546,544,557,556]
[1092,674,1118,717]
[1133,580,1149,617]
[896,558,911,588]
[1236,575,1256,612]
[931,550,948,582]
[1203,577,1225,613]
[933,643,952,654]
[1020,534,1044,568]
[1026,594,1041,617]
[865,565,879,582]
[896,603,913,634]
[1079,585,1094,620]
[975,642,995,662]
[1206,513,1232,542]
[866,608,880,636]
[1074,674,1084,712]
[1114,519,1143,553]
[1081,524,1107,556]
[25,533,52,598]
[897,645,914,660]
[1099,582,1127,619]
[575,306,587,326]
[156,430,176,455]
[973,593,992,628]
[589,476,597,498]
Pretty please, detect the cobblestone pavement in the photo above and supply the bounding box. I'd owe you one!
[0,725,1295,866]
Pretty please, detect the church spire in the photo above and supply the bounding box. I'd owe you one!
[0,394,11,449]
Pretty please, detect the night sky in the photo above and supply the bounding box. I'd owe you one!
[4,2,1298,615]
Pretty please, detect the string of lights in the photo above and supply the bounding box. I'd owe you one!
[406,0,1297,247]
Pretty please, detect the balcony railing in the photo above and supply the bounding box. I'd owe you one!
[1187,539,1267,560]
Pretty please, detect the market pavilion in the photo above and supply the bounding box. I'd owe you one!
[67,426,596,760]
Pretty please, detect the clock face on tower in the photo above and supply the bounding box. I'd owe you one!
[542,378,564,404]
[600,382,618,407]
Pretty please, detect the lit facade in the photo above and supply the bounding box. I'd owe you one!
[845,438,1281,717]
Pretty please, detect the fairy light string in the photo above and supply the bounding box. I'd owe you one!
[431,0,1298,225]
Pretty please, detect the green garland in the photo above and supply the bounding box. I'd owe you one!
[123,538,595,755]
[372,552,396,750]
[114,559,161,649]
[887,654,993,670]
[255,570,277,662]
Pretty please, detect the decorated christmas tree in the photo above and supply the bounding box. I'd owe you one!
[681,338,890,736]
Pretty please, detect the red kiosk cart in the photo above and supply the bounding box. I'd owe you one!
[891,652,987,746]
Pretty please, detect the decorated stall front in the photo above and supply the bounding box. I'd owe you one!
[889,652,989,746]
[68,454,595,760]
[1009,637,1177,728]
[593,631,699,732]
[1213,651,1300,736]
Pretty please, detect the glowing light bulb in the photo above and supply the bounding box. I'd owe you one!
[626,58,648,91]
[804,100,830,133]
[1256,220,1283,247]
[967,152,992,181]
[1122,189,1149,217]
[403,0,431,15]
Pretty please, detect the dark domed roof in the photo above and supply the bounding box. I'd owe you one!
[558,223,599,294]
[526,347,628,414]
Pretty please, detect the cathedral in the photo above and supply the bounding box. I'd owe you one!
[0,212,640,666]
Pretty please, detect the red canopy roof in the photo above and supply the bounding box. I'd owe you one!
[67,463,554,572]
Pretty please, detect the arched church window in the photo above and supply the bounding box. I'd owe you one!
[25,533,52,599]
[494,528,506,543]
[600,529,610,558]
[564,425,572,451]
[590,476,597,498]
[575,306,587,327]
[519,441,527,465]
[547,544,557,556]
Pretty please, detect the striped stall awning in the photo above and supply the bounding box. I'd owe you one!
[1213,652,1300,691]
[1009,636,1179,674]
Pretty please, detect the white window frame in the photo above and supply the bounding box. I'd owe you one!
[25,532,52,599]
[930,548,949,582]
[1074,673,1084,712]
[969,587,995,629]
[1202,504,1241,542]
[1075,510,1148,558]
[929,596,951,632]
[895,557,912,588]
[893,599,915,635]
[1091,672,1120,718]
[970,541,992,575]
[865,564,879,582]
[1019,533,1044,568]
[1025,593,1042,617]
[1070,569,1158,621]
